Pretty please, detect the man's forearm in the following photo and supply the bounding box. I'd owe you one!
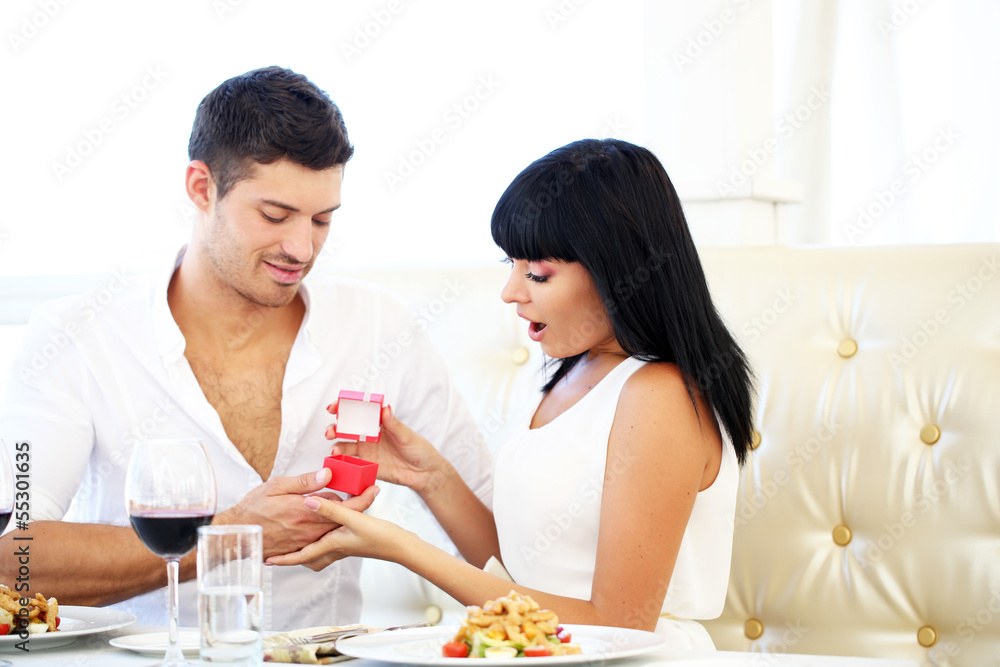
[0,521,196,606]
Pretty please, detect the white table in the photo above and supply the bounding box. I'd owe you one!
[4,624,921,666]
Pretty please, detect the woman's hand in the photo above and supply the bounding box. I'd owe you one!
[325,401,498,568]
[325,403,449,494]
[265,488,408,570]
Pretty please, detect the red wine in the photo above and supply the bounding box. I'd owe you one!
[129,513,213,558]
[0,511,10,534]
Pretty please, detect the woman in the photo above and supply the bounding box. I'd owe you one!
[268,139,754,649]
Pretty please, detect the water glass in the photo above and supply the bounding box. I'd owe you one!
[197,525,263,665]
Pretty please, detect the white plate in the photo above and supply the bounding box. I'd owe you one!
[335,623,667,665]
[0,605,136,652]
[109,630,201,657]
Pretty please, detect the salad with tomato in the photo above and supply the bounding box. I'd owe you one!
[443,590,581,658]
[442,625,575,658]
[0,586,60,636]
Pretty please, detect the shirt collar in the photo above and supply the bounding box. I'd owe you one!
[152,247,187,362]
[152,246,324,380]
[284,278,324,389]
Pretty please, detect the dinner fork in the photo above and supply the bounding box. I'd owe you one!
[285,621,431,646]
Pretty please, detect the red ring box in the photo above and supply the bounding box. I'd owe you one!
[334,390,384,442]
[324,455,378,496]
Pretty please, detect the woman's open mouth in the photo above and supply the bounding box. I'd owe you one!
[528,320,547,341]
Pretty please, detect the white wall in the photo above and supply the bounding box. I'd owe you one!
[4,0,996,283]
[1,0,646,279]
[644,0,804,246]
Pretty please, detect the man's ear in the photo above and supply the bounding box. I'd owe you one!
[185,160,215,212]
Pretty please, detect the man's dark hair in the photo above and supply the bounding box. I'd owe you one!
[187,66,354,199]
[491,138,756,465]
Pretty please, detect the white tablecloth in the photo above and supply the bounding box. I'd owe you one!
[3,624,921,666]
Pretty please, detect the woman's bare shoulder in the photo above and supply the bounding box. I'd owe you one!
[620,361,689,401]
[617,360,717,438]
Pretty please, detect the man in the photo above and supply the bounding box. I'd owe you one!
[0,67,492,630]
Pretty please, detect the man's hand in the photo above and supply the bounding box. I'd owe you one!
[266,490,402,569]
[214,468,376,559]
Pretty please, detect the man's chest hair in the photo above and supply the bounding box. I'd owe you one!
[187,353,287,477]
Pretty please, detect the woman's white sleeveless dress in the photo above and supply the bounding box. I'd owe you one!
[493,356,739,650]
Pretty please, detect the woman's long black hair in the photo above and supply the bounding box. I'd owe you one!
[491,139,755,465]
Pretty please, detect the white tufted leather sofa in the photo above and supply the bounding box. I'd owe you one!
[343,244,1000,666]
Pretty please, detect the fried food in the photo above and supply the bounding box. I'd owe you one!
[450,590,581,658]
[0,586,59,634]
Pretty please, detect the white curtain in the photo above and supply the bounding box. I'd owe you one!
[772,0,1000,245]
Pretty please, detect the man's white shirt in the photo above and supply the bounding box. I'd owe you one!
[0,251,493,629]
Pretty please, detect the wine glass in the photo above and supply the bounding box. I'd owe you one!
[125,439,217,666]
[0,442,13,536]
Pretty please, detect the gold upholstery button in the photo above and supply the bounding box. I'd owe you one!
[425,604,443,625]
[837,338,858,358]
[744,618,764,640]
[832,524,853,546]
[511,346,531,365]
[751,430,762,450]
[920,424,941,445]
[917,625,938,648]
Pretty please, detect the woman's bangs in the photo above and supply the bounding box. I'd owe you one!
[490,171,578,263]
